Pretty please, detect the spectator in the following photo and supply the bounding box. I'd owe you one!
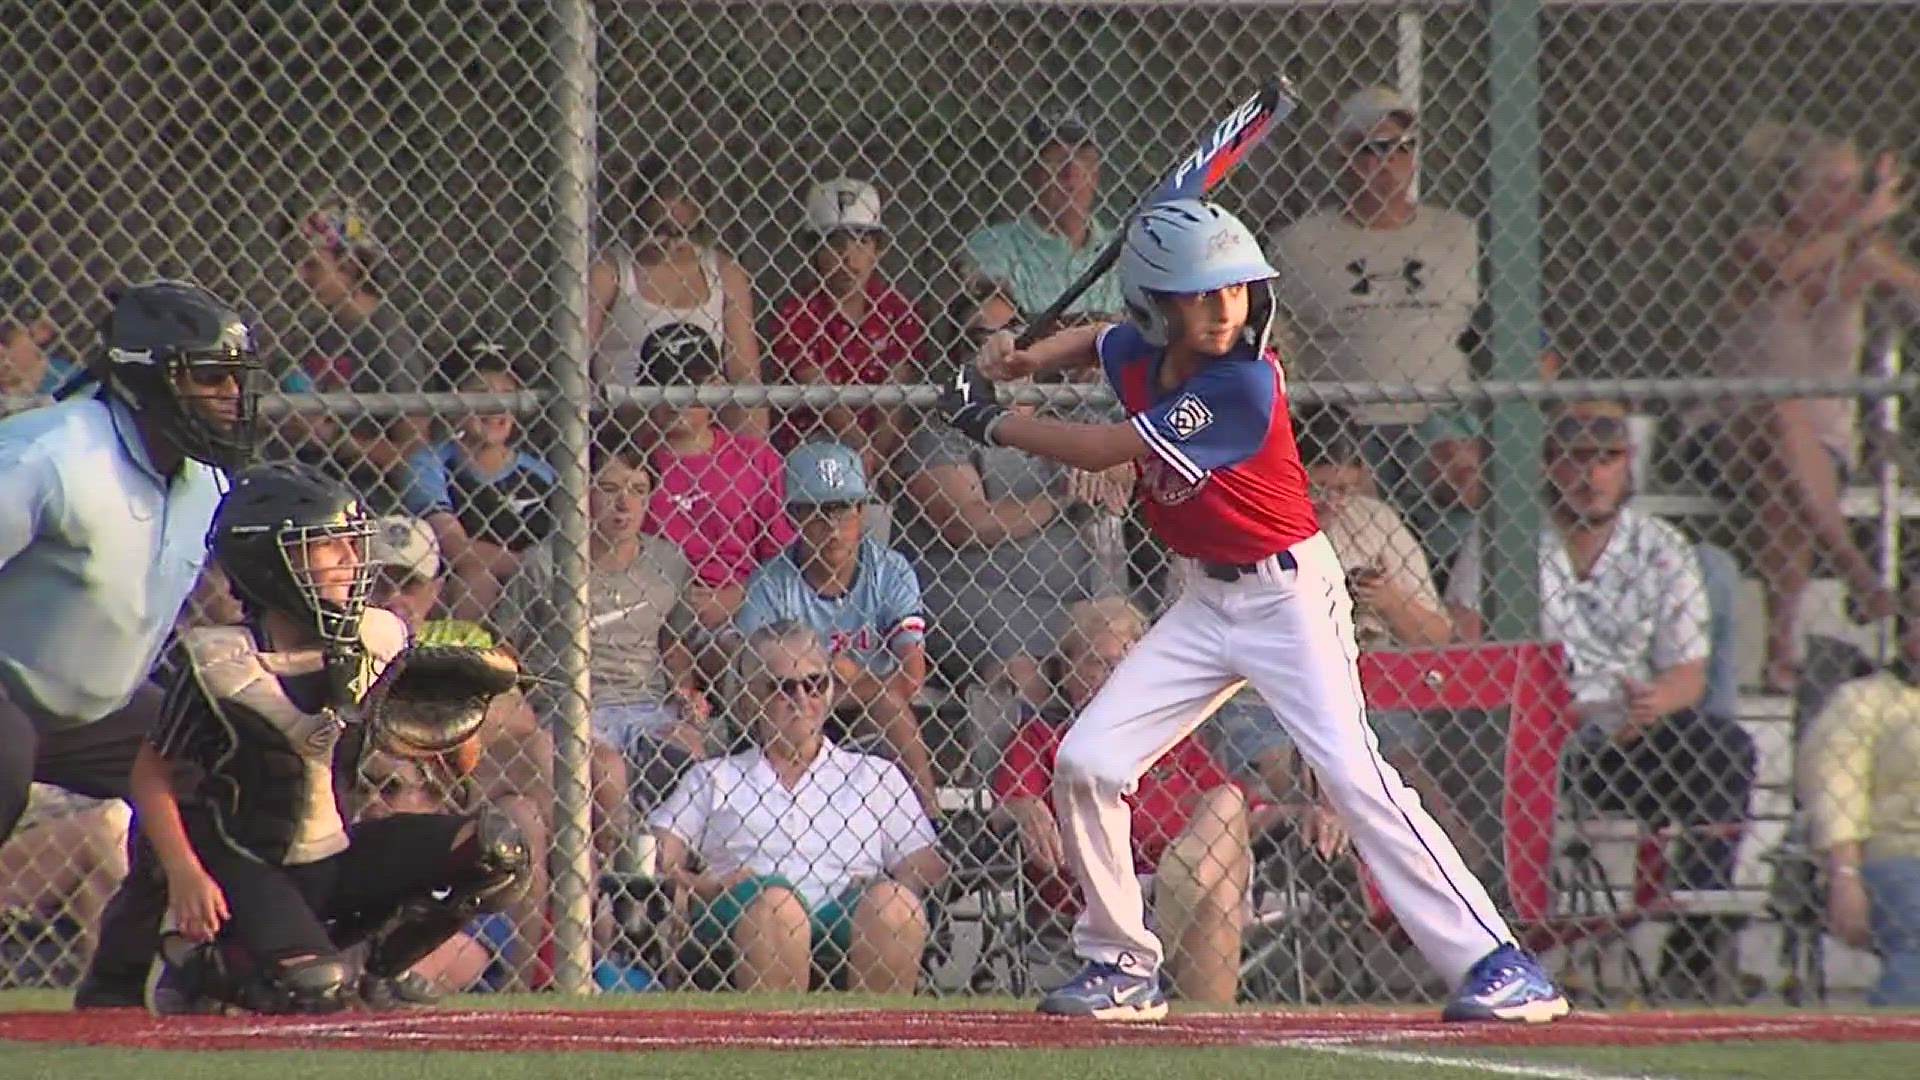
[589,156,765,437]
[0,282,78,403]
[1270,87,1484,579]
[735,442,937,817]
[650,621,947,992]
[994,598,1252,1004]
[1206,403,1486,879]
[900,356,1119,707]
[1684,121,1920,691]
[958,107,1123,324]
[1800,578,1920,1006]
[0,785,130,972]
[279,198,433,513]
[768,179,925,487]
[401,343,557,620]
[365,514,554,992]
[495,438,709,837]
[637,334,795,673]
[1450,400,1756,995]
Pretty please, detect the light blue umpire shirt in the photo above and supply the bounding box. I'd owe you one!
[0,392,226,729]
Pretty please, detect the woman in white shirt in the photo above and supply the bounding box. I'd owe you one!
[588,157,766,436]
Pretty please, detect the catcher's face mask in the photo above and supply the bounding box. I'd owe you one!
[279,513,376,654]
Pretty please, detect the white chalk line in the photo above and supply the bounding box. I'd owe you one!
[1293,1040,1684,1080]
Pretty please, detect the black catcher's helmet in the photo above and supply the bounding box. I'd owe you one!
[100,279,262,470]
[211,463,375,700]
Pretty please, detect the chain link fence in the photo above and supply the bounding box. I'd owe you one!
[4,0,1920,1008]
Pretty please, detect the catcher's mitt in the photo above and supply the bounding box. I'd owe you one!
[362,643,522,759]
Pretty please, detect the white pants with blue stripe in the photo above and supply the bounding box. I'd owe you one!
[1052,530,1511,985]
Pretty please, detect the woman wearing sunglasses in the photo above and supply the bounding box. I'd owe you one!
[646,621,947,993]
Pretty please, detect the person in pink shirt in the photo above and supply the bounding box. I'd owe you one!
[768,179,925,486]
[639,333,795,669]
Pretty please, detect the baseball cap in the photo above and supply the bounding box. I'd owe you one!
[288,198,387,264]
[1023,106,1098,152]
[784,442,870,507]
[367,515,442,581]
[1335,86,1418,141]
[804,179,886,235]
[1547,401,1631,452]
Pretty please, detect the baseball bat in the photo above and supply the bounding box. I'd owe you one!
[1014,76,1300,349]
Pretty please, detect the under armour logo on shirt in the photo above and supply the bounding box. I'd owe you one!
[1346,257,1427,296]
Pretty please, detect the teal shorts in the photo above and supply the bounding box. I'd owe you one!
[689,875,871,962]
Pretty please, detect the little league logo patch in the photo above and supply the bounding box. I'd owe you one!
[1165,394,1214,441]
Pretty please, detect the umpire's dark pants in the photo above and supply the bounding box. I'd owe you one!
[0,682,162,841]
[0,682,172,998]
[182,810,475,968]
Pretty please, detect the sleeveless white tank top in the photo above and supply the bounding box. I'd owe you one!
[599,244,727,386]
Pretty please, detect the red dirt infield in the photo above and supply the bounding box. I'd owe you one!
[5,1008,1920,1052]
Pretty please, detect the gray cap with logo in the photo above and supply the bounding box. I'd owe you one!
[784,441,870,506]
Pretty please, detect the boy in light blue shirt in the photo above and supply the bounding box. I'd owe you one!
[734,442,938,815]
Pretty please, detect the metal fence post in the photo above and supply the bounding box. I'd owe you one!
[1484,0,1546,642]
[544,0,600,997]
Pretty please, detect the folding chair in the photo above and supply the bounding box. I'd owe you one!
[922,800,1032,996]
[1249,643,1586,1003]
[1339,644,1685,1002]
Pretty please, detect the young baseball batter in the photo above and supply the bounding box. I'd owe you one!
[939,198,1568,1023]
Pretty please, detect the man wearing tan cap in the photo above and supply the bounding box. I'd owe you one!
[1270,87,1484,582]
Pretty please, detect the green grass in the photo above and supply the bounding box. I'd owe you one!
[6,1040,1920,1080]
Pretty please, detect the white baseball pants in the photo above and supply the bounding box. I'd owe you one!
[1053,531,1512,985]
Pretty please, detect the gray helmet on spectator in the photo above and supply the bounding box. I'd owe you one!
[1117,199,1278,354]
[99,279,262,470]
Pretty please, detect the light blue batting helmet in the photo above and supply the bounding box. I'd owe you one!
[1117,198,1279,351]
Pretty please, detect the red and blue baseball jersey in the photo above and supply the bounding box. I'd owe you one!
[1098,322,1319,563]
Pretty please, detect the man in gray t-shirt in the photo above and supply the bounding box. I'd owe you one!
[900,419,1117,704]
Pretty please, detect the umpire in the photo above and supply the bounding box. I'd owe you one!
[0,279,260,1002]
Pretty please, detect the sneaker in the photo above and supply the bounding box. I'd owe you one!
[1441,944,1571,1024]
[144,935,225,1016]
[1036,961,1169,1021]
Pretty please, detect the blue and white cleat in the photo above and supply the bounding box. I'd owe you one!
[1442,944,1571,1023]
[1036,961,1170,1021]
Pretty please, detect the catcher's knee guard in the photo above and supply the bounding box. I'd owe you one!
[236,954,356,1015]
[361,807,531,980]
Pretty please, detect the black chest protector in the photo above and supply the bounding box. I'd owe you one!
[180,609,407,865]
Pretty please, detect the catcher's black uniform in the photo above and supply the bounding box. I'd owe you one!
[144,606,526,1012]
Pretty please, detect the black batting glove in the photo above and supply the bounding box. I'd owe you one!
[939,365,1009,447]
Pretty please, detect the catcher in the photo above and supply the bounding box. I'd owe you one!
[127,462,529,1015]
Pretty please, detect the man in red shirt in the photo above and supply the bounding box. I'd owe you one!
[992,598,1253,1006]
[768,179,925,486]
